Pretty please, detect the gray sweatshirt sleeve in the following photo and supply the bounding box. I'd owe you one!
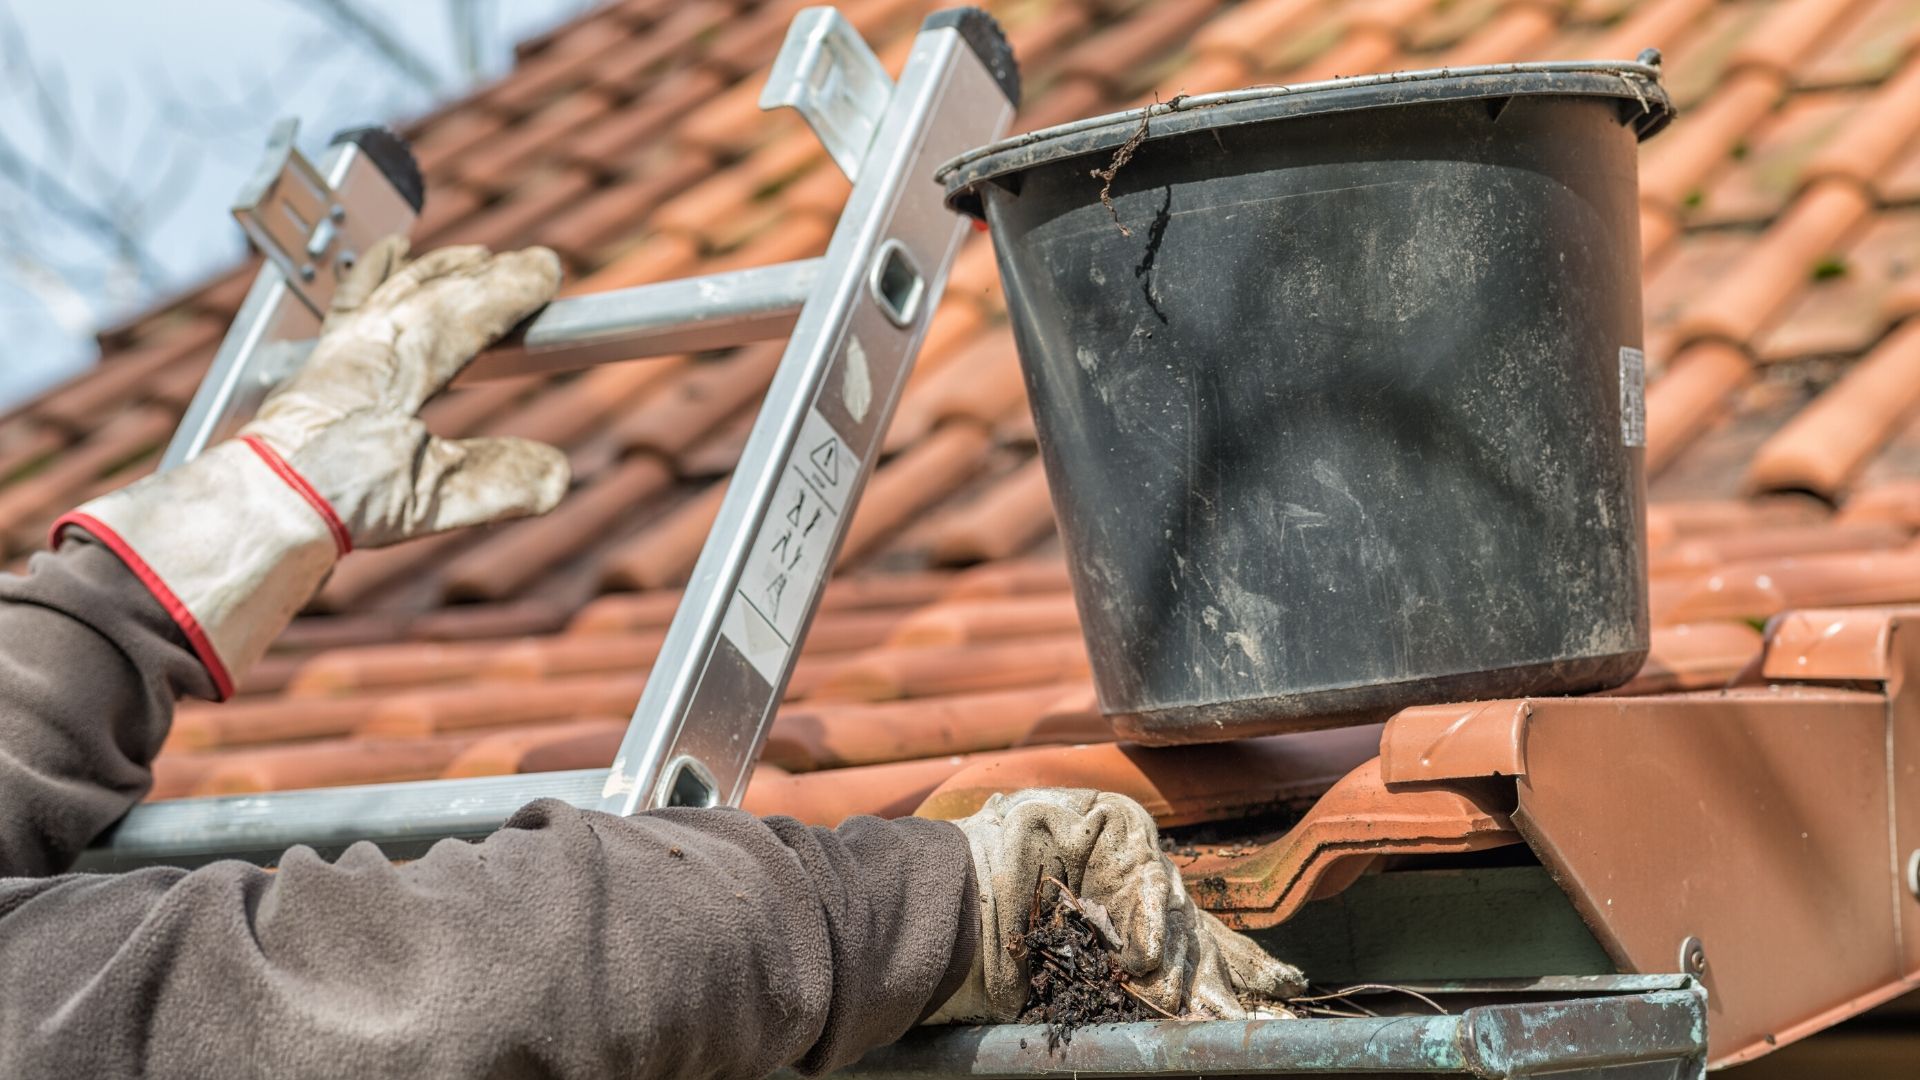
[0,538,980,1079]
[0,534,217,877]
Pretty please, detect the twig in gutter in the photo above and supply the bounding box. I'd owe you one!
[1089,95,1165,237]
[1291,982,1449,1015]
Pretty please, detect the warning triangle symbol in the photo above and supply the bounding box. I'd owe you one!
[808,438,840,486]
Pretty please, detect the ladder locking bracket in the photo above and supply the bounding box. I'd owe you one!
[759,7,895,182]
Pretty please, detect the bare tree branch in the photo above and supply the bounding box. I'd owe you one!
[286,0,447,96]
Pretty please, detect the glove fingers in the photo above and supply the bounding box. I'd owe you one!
[403,247,562,402]
[1077,794,1175,976]
[1184,959,1251,1020]
[365,244,492,308]
[405,435,571,540]
[1110,856,1175,975]
[327,234,410,319]
[1196,906,1307,1000]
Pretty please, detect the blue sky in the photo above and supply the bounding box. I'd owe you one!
[0,0,595,408]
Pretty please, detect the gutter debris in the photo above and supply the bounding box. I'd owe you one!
[1088,95,1184,236]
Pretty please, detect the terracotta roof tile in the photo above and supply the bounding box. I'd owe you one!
[420,376,542,436]
[887,326,1023,451]
[1638,67,1783,211]
[885,592,1083,647]
[1647,495,1828,544]
[1164,50,1254,96]
[410,184,491,246]
[1003,1,1096,67]
[763,683,1096,770]
[1438,3,1561,67]
[1722,0,1873,80]
[442,717,629,778]
[1837,479,1920,527]
[1744,319,1920,496]
[1641,203,1682,266]
[1650,518,1907,574]
[0,407,172,543]
[677,73,792,156]
[1011,76,1109,131]
[312,533,468,613]
[1586,0,1718,62]
[600,481,727,590]
[772,157,855,218]
[1570,0,1638,22]
[455,90,619,190]
[587,3,734,96]
[840,421,994,562]
[1799,0,1920,86]
[0,426,66,489]
[442,454,677,601]
[286,640,506,697]
[923,456,1057,564]
[1881,135,1920,213]
[32,317,222,431]
[1674,179,1872,345]
[411,598,576,642]
[1192,0,1319,62]
[1400,0,1504,52]
[587,231,705,290]
[1607,620,1764,694]
[357,673,651,737]
[483,16,638,115]
[547,155,719,263]
[1692,90,1856,225]
[411,110,511,177]
[1661,1,1778,106]
[1285,25,1399,83]
[1055,0,1224,88]
[191,733,493,796]
[703,209,833,270]
[575,81,728,178]
[1757,209,1920,361]
[742,754,976,823]
[512,722,633,773]
[676,408,758,477]
[438,166,601,251]
[168,695,379,750]
[1655,546,1920,622]
[705,0,818,76]
[809,634,1091,702]
[1643,230,1758,362]
[610,345,781,457]
[485,360,687,444]
[912,728,1381,825]
[1646,341,1754,474]
[1802,58,1920,193]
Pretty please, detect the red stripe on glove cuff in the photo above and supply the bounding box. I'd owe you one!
[50,511,238,701]
[241,435,353,556]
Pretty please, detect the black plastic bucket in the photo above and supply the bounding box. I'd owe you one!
[940,61,1674,744]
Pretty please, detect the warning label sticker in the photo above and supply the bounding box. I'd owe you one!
[720,409,859,684]
[1619,346,1646,449]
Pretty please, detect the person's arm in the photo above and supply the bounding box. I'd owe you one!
[0,801,978,1080]
[0,235,1300,1079]
[0,534,216,876]
[0,237,568,876]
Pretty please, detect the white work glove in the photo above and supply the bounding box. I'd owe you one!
[926,789,1305,1024]
[53,237,568,698]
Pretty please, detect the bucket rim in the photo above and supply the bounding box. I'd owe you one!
[937,56,1675,217]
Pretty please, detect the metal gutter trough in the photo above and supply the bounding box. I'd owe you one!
[823,976,1707,1079]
